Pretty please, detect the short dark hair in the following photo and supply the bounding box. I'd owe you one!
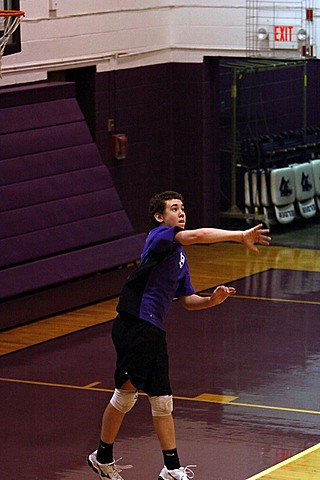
[149,191,184,226]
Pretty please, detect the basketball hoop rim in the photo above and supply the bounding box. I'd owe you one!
[0,10,25,18]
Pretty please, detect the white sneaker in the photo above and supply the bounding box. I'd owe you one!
[158,465,196,480]
[88,450,132,480]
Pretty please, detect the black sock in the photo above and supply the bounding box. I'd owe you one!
[163,448,180,470]
[97,439,114,464]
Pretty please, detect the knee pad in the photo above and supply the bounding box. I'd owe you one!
[149,395,173,416]
[110,388,138,414]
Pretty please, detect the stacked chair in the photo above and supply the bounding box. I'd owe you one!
[242,128,320,227]
[310,159,320,211]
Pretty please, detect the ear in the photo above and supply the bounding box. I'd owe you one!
[154,212,164,224]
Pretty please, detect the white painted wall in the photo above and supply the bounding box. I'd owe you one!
[1,1,319,86]
[1,1,248,85]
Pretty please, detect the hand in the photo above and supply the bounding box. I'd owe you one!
[242,224,271,253]
[210,285,236,306]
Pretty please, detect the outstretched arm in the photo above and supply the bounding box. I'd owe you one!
[175,224,271,253]
[179,286,236,311]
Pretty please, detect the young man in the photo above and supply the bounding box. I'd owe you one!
[88,191,271,480]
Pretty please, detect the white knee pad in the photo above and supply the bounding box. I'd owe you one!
[110,388,138,414]
[149,395,173,416]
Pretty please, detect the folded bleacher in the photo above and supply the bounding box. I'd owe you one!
[0,82,146,329]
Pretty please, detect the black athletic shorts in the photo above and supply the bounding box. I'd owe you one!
[112,313,172,397]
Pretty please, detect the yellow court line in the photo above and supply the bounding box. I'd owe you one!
[180,394,320,415]
[0,376,113,392]
[235,294,320,306]
[227,400,320,416]
[193,393,239,403]
[246,443,320,479]
[83,381,102,389]
[1,377,319,416]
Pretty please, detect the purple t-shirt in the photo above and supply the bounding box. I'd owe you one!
[116,226,195,330]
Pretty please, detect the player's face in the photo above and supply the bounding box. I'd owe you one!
[155,199,186,228]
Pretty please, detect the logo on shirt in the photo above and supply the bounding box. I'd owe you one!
[179,252,185,269]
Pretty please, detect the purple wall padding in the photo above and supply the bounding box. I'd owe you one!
[0,234,146,299]
[0,144,101,184]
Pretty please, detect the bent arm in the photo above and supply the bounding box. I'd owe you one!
[179,286,236,311]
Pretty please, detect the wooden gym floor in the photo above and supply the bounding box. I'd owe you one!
[1,220,320,479]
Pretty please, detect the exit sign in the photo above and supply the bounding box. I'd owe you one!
[274,25,293,42]
[272,25,301,49]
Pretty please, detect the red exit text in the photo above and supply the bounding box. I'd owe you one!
[274,25,293,42]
